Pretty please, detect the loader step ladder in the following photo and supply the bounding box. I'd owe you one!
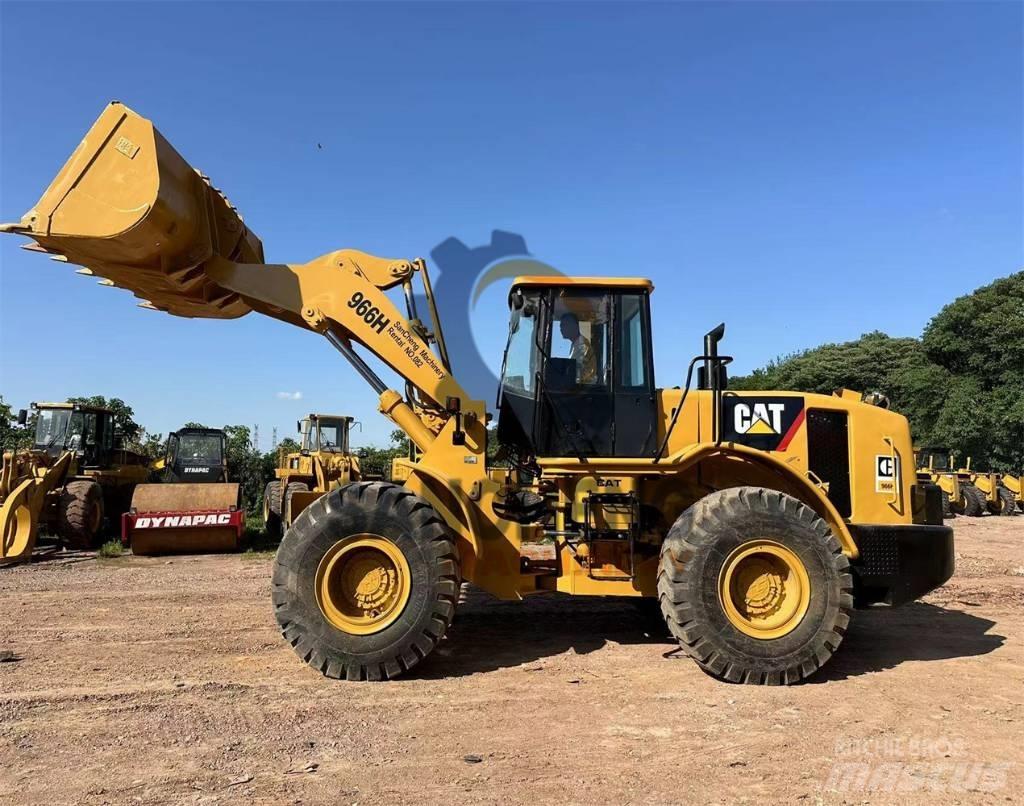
[582,491,639,581]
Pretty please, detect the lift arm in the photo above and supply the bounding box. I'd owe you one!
[0,102,464,449]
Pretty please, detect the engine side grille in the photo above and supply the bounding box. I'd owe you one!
[807,409,852,518]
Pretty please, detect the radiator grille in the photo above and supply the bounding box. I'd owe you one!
[807,409,852,518]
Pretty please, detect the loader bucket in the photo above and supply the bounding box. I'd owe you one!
[1,102,264,319]
[124,482,243,555]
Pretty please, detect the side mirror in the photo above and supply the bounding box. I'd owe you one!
[16,409,28,426]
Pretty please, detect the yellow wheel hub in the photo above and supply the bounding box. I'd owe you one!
[719,540,810,639]
[315,534,411,635]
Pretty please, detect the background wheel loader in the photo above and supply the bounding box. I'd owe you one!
[1002,473,1024,513]
[263,414,360,538]
[122,427,244,554]
[962,457,1019,517]
[0,402,150,562]
[915,447,981,517]
[1,102,956,685]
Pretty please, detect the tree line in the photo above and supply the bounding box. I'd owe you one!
[730,271,1023,472]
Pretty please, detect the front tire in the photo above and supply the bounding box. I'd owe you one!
[283,481,310,527]
[996,487,1017,517]
[658,487,853,685]
[57,480,105,549]
[962,484,986,517]
[940,491,954,519]
[272,482,459,681]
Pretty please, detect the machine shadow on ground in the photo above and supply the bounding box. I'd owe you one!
[411,588,668,679]
[810,601,1005,682]
[411,591,1006,682]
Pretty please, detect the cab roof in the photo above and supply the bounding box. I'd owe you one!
[34,401,112,414]
[511,276,654,292]
[307,413,354,421]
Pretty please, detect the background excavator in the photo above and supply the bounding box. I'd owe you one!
[122,426,244,554]
[0,401,150,562]
[1,102,955,685]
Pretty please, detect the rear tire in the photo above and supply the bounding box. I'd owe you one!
[997,487,1017,517]
[263,481,283,538]
[272,481,459,681]
[57,480,104,549]
[658,487,853,685]
[962,484,986,517]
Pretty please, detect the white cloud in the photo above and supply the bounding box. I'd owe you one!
[276,391,303,401]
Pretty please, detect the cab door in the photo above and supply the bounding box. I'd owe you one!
[612,292,657,456]
[537,289,614,458]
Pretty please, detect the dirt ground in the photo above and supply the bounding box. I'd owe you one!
[1,517,1021,806]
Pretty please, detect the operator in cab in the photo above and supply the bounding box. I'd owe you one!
[559,312,597,384]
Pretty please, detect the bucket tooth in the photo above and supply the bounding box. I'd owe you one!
[21,242,51,254]
[138,301,158,311]
[97,278,116,287]
[75,268,94,276]
[50,254,69,263]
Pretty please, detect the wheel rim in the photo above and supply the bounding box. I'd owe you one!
[315,534,411,635]
[719,540,810,639]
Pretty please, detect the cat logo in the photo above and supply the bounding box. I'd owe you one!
[722,396,806,452]
[733,402,786,436]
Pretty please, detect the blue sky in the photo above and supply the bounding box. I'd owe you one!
[1,1,1021,448]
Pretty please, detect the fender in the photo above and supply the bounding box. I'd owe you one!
[661,442,859,558]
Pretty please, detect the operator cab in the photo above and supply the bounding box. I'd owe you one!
[298,414,353,454]
[165,428,228,483]
[497,278,657,459]
[31,402,115,467]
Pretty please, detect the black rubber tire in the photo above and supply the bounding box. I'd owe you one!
[996,487,1017,517]
[263,481,283,538]
[657,486,853,685]
[940,491,954,519]
[57,480,105,549]
[283,481,310,526]
[272,481,459,681]
[962,484,986,517]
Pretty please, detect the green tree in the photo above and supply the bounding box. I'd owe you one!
[729,272,1024,472]
[0,397,33,452]
[220,425,265,512]
[66,395,145,449]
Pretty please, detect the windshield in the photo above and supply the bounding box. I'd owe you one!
[500,291,542,396]
[927,451,951,471]
[317,422,346,453]
[175,433,223,463]
[34,409,72,449]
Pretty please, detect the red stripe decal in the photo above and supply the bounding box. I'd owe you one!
[775,408,805,452]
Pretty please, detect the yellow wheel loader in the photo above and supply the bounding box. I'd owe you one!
[123,427,244,554]
[0,402,150,562]
[263,414,360,538]
[915,447,981,518]
[1002,474,1023,513]
[2,102,956,684]
[962,457,1018,517]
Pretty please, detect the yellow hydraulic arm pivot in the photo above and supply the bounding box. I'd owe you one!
[1,102,463,449]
